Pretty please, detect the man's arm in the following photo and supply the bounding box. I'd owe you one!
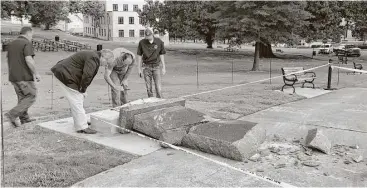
[24,42,40,81]
[103,61,122,90]
[79,56,100,93]
[160,42,167,75]
[137,41,143,77]
[122,57,135,81]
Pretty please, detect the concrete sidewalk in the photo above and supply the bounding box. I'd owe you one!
[71,149,277,187]
[240,87,367,149]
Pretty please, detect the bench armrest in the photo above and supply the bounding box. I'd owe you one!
[304,71,316,77]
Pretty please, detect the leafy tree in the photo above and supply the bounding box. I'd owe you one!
[215,1,312,71]
[70,0,105,37]
[339,1,367,41]
[139,0,218,48]
[297,1,344,43]
[28,1,70,30]
[1,1,33,25]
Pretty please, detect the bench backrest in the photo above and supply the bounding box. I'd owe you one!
[282,67,304,78]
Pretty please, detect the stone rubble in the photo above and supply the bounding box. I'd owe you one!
[305,128,332,154]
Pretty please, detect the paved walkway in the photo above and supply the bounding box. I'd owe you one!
[241,87,367,149]
[71,149,276,187]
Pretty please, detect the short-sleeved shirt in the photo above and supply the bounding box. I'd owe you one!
[137,38,166,66]
[7,36,35,82]
[108,48,135,75]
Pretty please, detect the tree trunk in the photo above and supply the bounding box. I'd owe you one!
[252,42,261,71]
[259,42,275,58]
[45,24,50,30]
[205,35,214,49]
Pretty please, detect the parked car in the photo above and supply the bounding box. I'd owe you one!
[334,44,361,57]
[318,44,333,54]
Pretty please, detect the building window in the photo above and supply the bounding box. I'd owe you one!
[129,17,134,24]
[129,30,135,37]
[118,17,124,24]
[104,29,106,36]
[139,17,143,25]
[119,30,124,37]
[133,5,139,12]
[123,4,128,11]
[113,4,118,11]
[140,30,145,37]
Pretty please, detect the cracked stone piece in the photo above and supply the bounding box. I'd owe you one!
[305,128,332,154]
[302,160,321,167]
[353,155,364,163]
[182,120,265,161]
[119,98,186,130]
[133,106,205,145]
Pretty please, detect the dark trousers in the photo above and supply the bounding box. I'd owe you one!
[143,65,162,98]
[8,81,37,121]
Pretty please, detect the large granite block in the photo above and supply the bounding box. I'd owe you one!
[182,120,266,161]
[133,106,206,145]
[119,98,186,130]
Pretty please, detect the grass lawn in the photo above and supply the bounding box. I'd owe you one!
[3,124,136,187]
[188,84,305,116]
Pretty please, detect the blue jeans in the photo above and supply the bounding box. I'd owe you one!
[110,70,128,107]
[143,64,162,98]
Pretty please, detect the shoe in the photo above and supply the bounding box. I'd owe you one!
[5,113,19,128]
[76,127,97,134]
[20,118,36,125]
[87,121,91,126]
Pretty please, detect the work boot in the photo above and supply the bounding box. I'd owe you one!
[20,118,36,125]
[76,127,97,134]
[5,113,19,128]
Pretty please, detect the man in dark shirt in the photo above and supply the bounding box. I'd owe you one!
[51,49,114,134]
[5,27,41,128]
[137,28,166,98]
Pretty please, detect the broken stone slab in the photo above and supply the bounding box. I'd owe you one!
[182,120,266,161]
[249,153,261,162]
[208,110,242,120]
[305,128,332,154]
[90,109,120,135]
[119,98,186,130]
[133,106,206,145]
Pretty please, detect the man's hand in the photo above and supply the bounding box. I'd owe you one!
[34,74,41,82]
[162,67,166,75]
[121,80,129,90]
[82,92,88,99]
[113,85,125,91]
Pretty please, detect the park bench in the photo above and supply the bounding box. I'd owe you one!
[64,45,78,52]
[350,62,363,75]
[224,46,239,52]
[276,49,283,53]
[281,67,317,93]
[338,55,348,64]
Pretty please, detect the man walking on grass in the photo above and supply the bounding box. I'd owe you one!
[137,28,166,98]
[104,48,135,107]
[5,27,41,128]
[51,49,114,134]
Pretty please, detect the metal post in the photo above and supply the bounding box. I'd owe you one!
[324,59,336,90]
[196,54,199,88]
[107,85,111,105]
[231,60,234,84]
[270,58,272,84]
[51,75,54,110]
[1,73,4,187]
